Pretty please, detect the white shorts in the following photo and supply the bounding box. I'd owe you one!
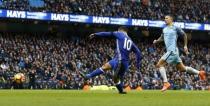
[161,51,182,64]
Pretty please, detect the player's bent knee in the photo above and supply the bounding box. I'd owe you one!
[176,63,186,71]
[156,60,165,68]
[179,66,186,71]
[156,64,163,68]
[101,63,112,71]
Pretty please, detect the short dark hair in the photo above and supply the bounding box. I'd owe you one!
[118,26,128,32]
[165,14,174,20]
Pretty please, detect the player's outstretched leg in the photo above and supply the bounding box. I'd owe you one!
[186,67,206,80]
[80,68,104,80]
[79,62,111,80]
[176,63,206,80]
[78,71,88,80]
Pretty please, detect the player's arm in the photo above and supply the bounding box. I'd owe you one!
[153,34,163,44]
[177,27,189,54]
[89,32,114,39]
[183,33,189,54]
[132,44,142,70]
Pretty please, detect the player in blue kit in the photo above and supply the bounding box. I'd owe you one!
[153,15,206,92]
[79,26,141,94]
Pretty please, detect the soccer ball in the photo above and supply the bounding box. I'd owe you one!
[14,73,25,84]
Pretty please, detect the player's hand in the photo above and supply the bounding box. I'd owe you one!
[153,40,158,44]
[89,33,95,40]
[184,46,189,55]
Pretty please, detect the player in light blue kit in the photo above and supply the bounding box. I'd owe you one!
[79,26,141,94]
[153,15,206,92]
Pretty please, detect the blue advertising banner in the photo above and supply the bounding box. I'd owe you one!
[0,9,209,31]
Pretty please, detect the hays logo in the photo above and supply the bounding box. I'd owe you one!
[51,13,69,21]
[92,16,110,24]
[7,10,26,18]
[132,19,148,26]
[174,22,184,29]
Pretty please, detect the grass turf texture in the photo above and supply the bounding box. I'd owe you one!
[0,90,209,106]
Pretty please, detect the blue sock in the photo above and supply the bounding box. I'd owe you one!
[116,82,123,93]
[86,68,104,78]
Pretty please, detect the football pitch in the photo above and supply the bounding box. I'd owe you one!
[0,90,209,106]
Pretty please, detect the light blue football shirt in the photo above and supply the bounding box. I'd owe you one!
[162,24,185,53]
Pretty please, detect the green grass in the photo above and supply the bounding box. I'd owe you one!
[0,90,210,106]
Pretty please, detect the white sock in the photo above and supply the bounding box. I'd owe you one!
[185,66,199,74]
[159,67,168,82]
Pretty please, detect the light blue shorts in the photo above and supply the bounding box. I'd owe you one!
[161,51,182,64]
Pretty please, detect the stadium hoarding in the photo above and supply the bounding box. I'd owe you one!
[0,9,209,31]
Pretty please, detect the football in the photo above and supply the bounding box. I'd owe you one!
[14,73,25,84]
